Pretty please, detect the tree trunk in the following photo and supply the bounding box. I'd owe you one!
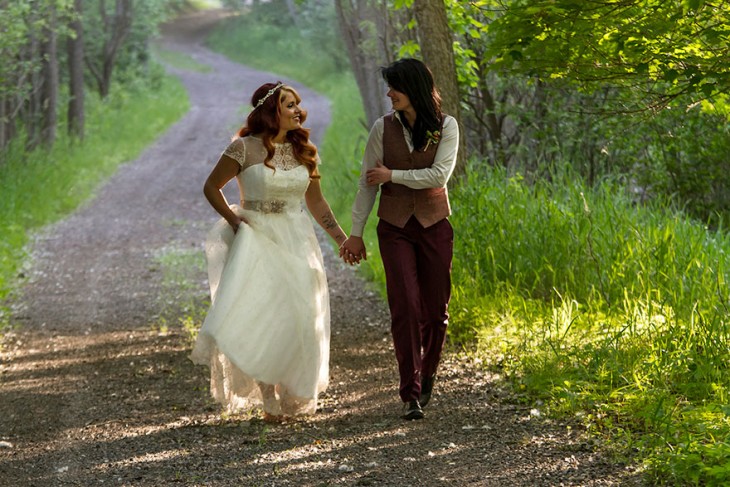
[67,0,85,139]
[334,0,391,129]
[412,0,466,174]
[0,0,34,150]
[283,0,302,29]
[25,8,42,150]
[86,0,132,98]
[40,4,59,146]
[0,97,7,151]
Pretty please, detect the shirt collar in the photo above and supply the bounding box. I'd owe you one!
[390,111,414,151]
[393,111,411,129]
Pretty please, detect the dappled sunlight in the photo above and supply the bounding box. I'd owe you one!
[190,0,222,9]
[0,290,643,486]
[92,448,192,472]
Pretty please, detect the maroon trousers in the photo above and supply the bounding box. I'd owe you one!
[377,216,454,402]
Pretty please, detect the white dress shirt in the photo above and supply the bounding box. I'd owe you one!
[350,112,459,237]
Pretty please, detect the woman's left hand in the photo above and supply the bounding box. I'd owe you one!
[230,215,248,234]
[366,160,391,185]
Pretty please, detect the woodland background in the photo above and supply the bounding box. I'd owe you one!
[1,1,729,485]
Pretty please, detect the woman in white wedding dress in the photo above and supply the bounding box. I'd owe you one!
[191,82,348,421]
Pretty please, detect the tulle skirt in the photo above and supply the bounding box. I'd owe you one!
[190,204,330,416]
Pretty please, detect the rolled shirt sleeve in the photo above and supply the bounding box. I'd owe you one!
[350,118,384,237]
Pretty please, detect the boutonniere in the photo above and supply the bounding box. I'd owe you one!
[423,130,441,151]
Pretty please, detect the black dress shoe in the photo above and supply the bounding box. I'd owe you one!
[402,399,424,420]
[420,374,436,407]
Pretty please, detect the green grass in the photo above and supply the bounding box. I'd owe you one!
[205,8,349,90]
[448,164,730,486]
[0,67,189,319]
[188,0,221,9]
[151,243,208,342]
[151,44,213,73]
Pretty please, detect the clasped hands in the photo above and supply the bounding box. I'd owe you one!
[339,236,366,266]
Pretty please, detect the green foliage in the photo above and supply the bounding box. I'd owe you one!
[151,45,212,73]
[442,0,495,88]
[185,0,221,9]
[82,0,179,90]
[427,1,730,230]
[0,0,74,100]
[0,71,188,311]
[487,79,730,227]
[205,3,348,86]
[449,162,730,484]
[635,105,730,229]
[0,3,33,99]
[485,0,730,109]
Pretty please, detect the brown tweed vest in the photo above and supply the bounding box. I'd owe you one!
[377,113,451,228]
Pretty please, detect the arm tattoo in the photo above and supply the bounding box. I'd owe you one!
[320,210,338,230]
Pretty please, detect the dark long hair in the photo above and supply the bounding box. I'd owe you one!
[237,82,319,178]
[381,58,442,151]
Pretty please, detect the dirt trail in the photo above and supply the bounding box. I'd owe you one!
[0,10,643,487]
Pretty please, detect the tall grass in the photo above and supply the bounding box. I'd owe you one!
[450,164,730,485]
[205,8,348,90]
[205,5,730,484]
[0,69,188,310]
[151,45,212,73]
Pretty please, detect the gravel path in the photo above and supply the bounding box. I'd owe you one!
[0,10,644,487]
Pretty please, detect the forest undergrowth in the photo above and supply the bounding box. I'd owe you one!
[0,68,189,320]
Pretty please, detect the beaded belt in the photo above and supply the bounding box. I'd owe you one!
[243,199,296,214]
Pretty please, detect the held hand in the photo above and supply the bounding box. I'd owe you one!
[229,216,249,234]
[339,236,367,265]
[365,160,392,186]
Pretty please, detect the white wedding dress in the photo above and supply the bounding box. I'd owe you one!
[190,136,330,416]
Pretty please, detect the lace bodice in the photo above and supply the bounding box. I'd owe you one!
[223,136,303,172]
[221,136,312,212]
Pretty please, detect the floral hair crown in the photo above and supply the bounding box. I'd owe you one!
[253,82,284,110]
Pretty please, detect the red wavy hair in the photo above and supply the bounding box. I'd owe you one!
[237,82,320,178]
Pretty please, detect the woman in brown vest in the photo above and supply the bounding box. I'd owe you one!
[340,59,459,420]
